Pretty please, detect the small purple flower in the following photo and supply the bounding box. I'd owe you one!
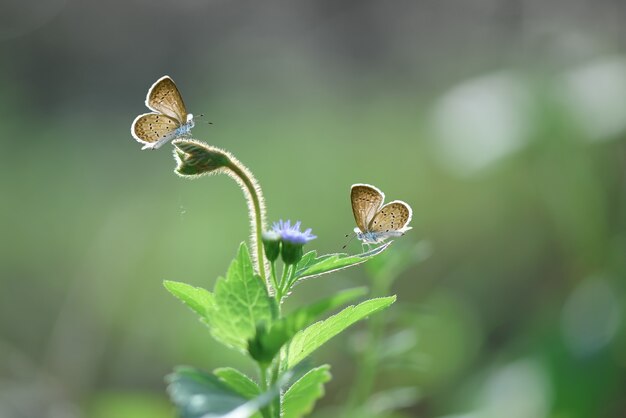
[272,220,317,245]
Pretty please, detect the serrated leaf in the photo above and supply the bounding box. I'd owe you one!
[207,243,274,351]
[286,287,368,332]
[283,365,332,418]
[295,250,326,272]
[294,242,392,283]
[214,368,260,400]
[164,280,214,319]
[284,296,396,370]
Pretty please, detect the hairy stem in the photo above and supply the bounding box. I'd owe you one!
[173,140,269,284]
[225,158,268,284]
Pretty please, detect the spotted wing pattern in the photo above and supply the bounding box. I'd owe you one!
[351,184,385,233]
[146,76,187,123]
[131,112,180,146]
[368,201,412,234]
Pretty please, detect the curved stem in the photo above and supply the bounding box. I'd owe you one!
[226,160,267,283]
[173,140,268,284]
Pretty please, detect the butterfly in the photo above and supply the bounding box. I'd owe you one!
[350,183,412,245]
[131,75,195,150]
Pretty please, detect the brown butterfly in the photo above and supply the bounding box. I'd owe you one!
[131,76,194,150]
[350,183,412,244]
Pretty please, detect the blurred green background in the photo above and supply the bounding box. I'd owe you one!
[1,1,625,417]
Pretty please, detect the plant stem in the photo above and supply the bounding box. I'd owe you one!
[270,261,280,299]
[228,157,278,415]
[225,160,267,284]
[285,263,298,290]
[279,263,299,301]
[270,359,281,418]
[270,294,283,417]
[264,262,284,417]
[279,264,290,294]
[259,365,271,418]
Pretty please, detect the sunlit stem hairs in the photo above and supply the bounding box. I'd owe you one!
[172,139,268,283]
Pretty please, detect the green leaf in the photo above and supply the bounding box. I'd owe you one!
[248,288,368,364]
[283,365,332,418]
[295,250,323,272]
[294,242,392,283]
[284,296,396,370]
[214,368,260,400]
[166,367,249,418]
[285,287,368,332]
[167,367,268,418]
[167,366,311,418]
[163,280,214,319]
[206,243,274,351]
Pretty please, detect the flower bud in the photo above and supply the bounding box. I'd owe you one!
[271,220,316,265]
[173,139,230,177]
[281,239,304,265]
[262,231,281,262]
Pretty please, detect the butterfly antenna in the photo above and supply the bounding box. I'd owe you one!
[195,114,214,125]
[342,233,357,250]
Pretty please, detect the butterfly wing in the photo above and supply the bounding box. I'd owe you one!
[368,200,413,236]
[145,76,188,123]
[351,184,385,233]
[131,112,181,150]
